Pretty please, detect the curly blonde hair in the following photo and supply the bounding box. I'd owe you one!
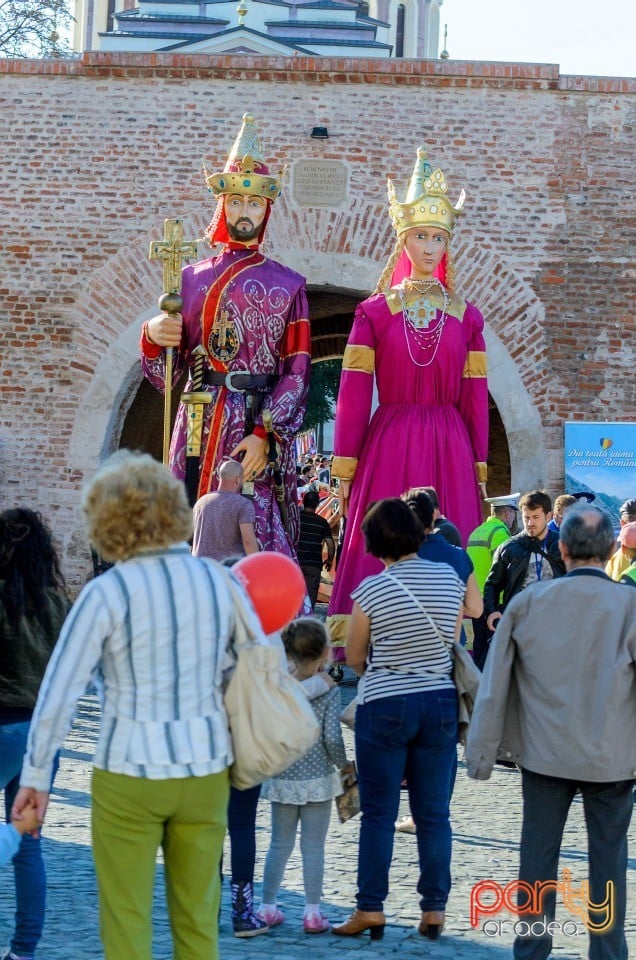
[83,450,193,562]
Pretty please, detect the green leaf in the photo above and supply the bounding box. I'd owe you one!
[301,358,343,433]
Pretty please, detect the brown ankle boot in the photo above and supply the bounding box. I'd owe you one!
[418,910,445,940]
[332,909,385,940]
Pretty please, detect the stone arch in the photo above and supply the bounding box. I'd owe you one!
[68,198,548,555]
[449,234,551,493]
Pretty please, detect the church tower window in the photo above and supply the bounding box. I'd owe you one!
[395,2,405,57]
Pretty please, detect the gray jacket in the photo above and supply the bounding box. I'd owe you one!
[465,568,636,783]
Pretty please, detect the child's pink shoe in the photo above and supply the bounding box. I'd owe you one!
[303,911,331,934]
[257,907,285,927]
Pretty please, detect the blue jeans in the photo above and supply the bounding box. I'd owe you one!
[227,784,261,881]
[514,769,634,960]
[354,688,458,912]
[0,720,58,957]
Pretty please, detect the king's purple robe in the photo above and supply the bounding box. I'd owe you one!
[141,248,311,556]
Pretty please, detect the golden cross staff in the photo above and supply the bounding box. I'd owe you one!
[149,219,199,465]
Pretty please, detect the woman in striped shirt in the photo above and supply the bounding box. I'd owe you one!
[332,498,463,943]
[12,450,265,960]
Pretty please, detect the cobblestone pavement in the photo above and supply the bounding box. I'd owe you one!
[1,691,635,960]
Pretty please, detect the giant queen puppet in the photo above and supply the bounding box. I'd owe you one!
[327,147,489,648]
[141,114,311,556]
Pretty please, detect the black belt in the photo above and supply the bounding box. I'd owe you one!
[201,371,277,393]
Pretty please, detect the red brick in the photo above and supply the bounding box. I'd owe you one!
[0,53,633,591]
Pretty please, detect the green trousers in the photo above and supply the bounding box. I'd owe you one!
[91,766,229,960]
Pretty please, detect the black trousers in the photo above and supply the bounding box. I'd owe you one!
[300,564,322,610]
[514,768,634,960]
[471,614,493,671]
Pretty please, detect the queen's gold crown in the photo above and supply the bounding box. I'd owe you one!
[388,147,465,237]
[203,113,284,201]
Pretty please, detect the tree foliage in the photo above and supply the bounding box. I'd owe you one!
[0,0,73,58]
[301,359,342,433]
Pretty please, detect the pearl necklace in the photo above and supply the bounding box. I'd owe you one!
[398,278,449,368]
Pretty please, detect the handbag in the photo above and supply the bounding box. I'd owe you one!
[335,765,361,823]
[451,641,481,743]
[383,570,481,745]
[340,696,358,730]
[222,573,320,790]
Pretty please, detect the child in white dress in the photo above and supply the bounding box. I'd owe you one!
[258,618,348,933]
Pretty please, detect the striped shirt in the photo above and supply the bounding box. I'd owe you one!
[351,557,463,703]
[21,545,263,790]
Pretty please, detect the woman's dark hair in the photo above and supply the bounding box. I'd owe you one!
[361,498,424,560]
[421,486,440,510]
[0,508,67,632]
[281,617,329,666]
[402,488,434,530]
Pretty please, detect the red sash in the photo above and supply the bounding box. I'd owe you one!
[197,251,266,497]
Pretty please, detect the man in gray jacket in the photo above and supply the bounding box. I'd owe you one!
[466,504,636,960]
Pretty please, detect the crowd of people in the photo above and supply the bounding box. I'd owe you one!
[2,112,635,960]
[3,471,634,960]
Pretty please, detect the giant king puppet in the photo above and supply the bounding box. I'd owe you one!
[141,114,311,557]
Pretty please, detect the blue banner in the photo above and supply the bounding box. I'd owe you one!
[564,422,636,523]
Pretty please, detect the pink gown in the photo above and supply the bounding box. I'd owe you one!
[327,287,488,633]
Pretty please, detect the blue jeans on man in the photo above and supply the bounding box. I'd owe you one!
[0,720,58,959]
[354,688,458,912]
[514,768,633,960]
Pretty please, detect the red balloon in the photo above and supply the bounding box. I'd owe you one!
[233,551,306,634]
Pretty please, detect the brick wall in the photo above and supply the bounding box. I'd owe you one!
[0,53,634,588]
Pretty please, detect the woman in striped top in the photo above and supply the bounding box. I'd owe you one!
[12,451,266,960]
[332,498,463,943]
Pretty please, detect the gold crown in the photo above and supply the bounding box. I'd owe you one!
[203,113,284,201]
[388,147,465,237]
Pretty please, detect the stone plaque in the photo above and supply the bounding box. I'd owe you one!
[292,159,350,208]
